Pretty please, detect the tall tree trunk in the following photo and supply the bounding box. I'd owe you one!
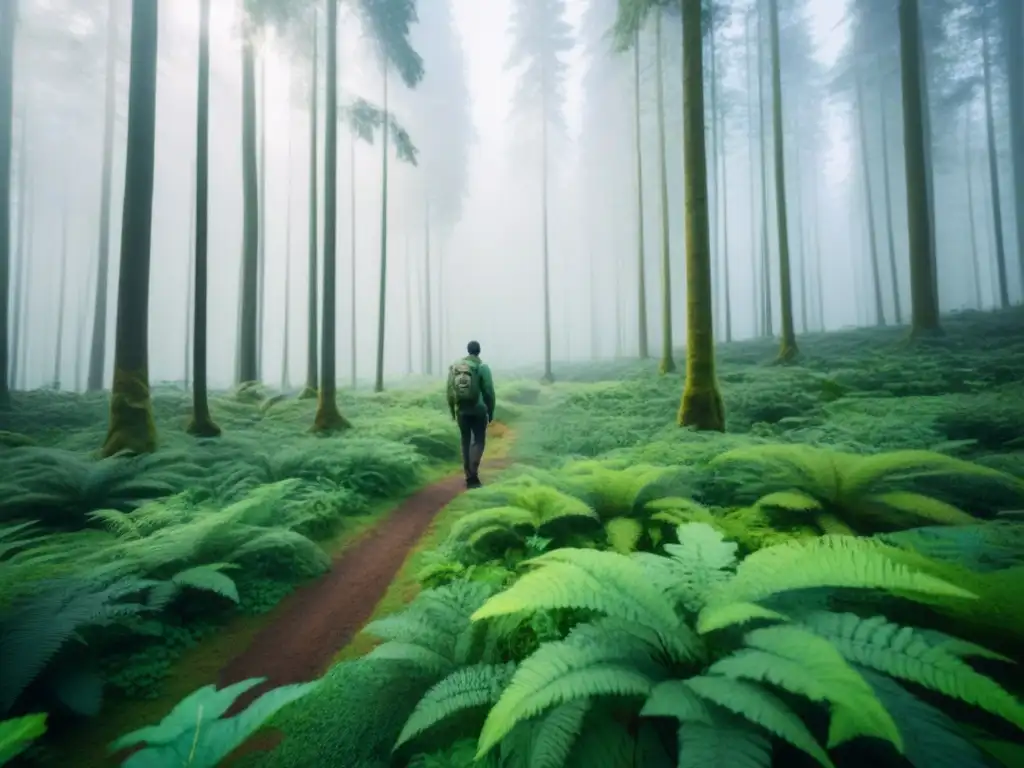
[794,137,808,333]
[312,0,350,432]
[678,0,724,431]
[540,76,554,384]
[9,111,26,387]
[75,266,92,391]
[374,63,390,394]
[713,28,732,344]
[256,51,267,380]
[633,30,649,359]
[422,197,432,375]
[0,1,13,406]
[810,158,825,330]
[282,111,293,391]
[878,80,903,323]
[767,0,798,361]
[237,18,260,383]
[349,128,357,388]
[1001,0,1024,291]
[187,0,219,437]
[708,28,720,338]
[53,191,69,387]
[982,18,1010,309]
[101,0,159,455]
[16,178,32,388]
[654,10,675,374]
[854,60,886,326]
[87,0,117,393]
[917,19,939,311]
[757,3,773,337]
[897,0,942,336]
[964,103,983,309]
[184,163,196,386]
[745,10,760,337]
[300,11,319,399]
[404,236,413,376]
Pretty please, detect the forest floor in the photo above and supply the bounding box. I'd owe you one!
[4,307,1024,768]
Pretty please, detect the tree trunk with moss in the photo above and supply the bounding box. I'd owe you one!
[1002,0,1024,290]
[300,13,319,400]
[374,62,389,394]
[654,10,675,375]
[767,0,798,361]
[964,106,983,309]
[312,0,350,433]
[9,114,27,389]
[678,0,724,432]
[982,18,1009,309]
[184,165,195,386]
[282,115,293,391]
[349,128,357,388]
[633,30,649,359]
[756,4,772,337]
[897,0,941,337]
[87,0,117,393]
[187,0,219,437]
[422,197,433,375]
[256,51,267,381]
[540,68,554,385]
[878,77,903,323]
[854,58,886,326]
[53,192,69,387]
[237,22,260,384]
[744,11,760,336]
[101,0,159,456]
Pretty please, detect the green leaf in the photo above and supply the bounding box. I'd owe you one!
[696,602,789,635]
[0,714,47,766]
[755,490,823,512]
[118,679,320,768]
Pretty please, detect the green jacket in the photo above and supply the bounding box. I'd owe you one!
[448,355,496,419]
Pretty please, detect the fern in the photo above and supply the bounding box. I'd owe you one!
[676,716,772,768]
[795,612,1024,732]
[396,662,516,748]
[710,444,1024,535]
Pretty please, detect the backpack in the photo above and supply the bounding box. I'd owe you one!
[448,359,481,406]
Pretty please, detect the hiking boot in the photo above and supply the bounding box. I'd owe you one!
[466,475,482,489]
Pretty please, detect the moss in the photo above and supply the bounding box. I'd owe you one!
[0,430,34,447]
[678,381,725,432]
[658,356,677,375]
[186,415,222,437]
[101,366,157,456]
[775,340,799,364]
[297,386,318,400]
[311,393,352,433]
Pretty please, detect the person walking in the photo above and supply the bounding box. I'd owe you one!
[446,340,496,488]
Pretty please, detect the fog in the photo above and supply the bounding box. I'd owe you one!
[4,0,1023,392]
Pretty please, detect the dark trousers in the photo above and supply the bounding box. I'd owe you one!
[457,412,488,479]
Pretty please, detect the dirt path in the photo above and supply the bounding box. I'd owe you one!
[217,458,512,718]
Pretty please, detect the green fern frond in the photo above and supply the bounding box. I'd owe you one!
[710,624,902,750]
[471,549,691,652]
[696,602,789,635]
[755,490,823,513]
[683,675,835,768]
[397,662,516,749]
[641,680,711,723]
[797,612,1024,732]
[364,642,455,676]
[856,667,994,768]
[844,450,1024,497]
[708,536,977,609]
[449,507,537,544]
[526,699,591,768]
[677,718,773,768]
[148,564,240,610]
[863,492,977,527]
[604,517,643,554]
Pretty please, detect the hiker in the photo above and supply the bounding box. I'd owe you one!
[447,340,496,488]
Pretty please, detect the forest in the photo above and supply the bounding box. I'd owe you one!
[0,0,1023,766]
